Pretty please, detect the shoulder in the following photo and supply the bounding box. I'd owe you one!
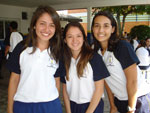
[115,40,134,54]
[117,40,132,48]
[91,52,102,60]
[89,52,103,64]
[90,52,110,81]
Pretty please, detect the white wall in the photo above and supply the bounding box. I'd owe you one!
[53,0,150,10]
[0,4,33,34]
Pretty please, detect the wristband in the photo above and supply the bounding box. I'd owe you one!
[127,105,136,112]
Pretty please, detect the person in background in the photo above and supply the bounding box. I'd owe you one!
[7,5,64,113]
[61,22,110,113]
[6,21,23,58]
[145,37,150,55]
[124,32,128,39]
[130,35,139,51]
[136,40,150,83]
[91,11,150,113]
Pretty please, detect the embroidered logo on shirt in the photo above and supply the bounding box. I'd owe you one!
[47,58,57,68]
[107,55,114,66]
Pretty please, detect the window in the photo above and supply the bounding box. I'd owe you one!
[0,20,11,40]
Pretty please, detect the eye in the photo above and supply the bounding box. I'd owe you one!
[93,24,99,28]
[50,24,55,28]
[77,35,82,38]
[66,35,72,38]
[104,24,111,28]
[40,22,45,25]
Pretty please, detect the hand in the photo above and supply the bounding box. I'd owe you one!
[110,106,118,113]
[127,111,135,113]
[7,109,13,113]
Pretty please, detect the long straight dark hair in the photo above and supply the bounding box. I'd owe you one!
[24,5,62,62]
[63,22,93,80]
[91,11,120,52]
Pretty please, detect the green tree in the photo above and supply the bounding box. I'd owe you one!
[130,25,150,40]
[92,5,150,37]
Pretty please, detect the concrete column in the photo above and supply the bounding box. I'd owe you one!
[87,7,92,44]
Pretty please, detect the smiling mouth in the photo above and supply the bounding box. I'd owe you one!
[42,33,50,37]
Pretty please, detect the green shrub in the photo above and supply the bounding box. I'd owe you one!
[130,25,150,40]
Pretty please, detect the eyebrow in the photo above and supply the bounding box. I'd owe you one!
[94,23,111,25]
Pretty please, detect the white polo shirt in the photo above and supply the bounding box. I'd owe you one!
[9,32,23,52]
[98,40,149,100]
[61,53,110,104]
[136,47,150,66]
[133,39,139,50]
[7,42,65,102]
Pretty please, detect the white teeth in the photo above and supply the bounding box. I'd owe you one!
[72,43,78,46]
[42,33,49,36]
[98,34,105,37]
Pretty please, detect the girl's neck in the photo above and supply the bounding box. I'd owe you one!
[100,41,108,55]
[72,51,80,60]
[37,41,49,51]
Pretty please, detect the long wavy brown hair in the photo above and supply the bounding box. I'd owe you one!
[23,5,62,62]
[63,22,93,80]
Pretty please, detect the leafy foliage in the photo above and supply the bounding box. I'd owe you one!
[130,25,150,40]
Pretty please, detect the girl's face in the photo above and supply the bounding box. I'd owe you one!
[92,15,115,43]
[146,39,150,47]
[35,13,55,44]
[65,26,84,56]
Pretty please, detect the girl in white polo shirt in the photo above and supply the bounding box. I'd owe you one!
[7,5,64,113]
[91,11,150,113]
[61,22,110,113]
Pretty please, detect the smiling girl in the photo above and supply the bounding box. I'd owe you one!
[7,5,64,113]
[92,11,150,113]
[61,22,110,113]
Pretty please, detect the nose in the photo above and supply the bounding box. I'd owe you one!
[98,26,104,32]
[72,37,77,43]
[45,25,50,33]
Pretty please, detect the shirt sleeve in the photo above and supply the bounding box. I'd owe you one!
[54,60,66,78]
[90,52,110,81]
[114,40,140,69]
[6,42,24,74]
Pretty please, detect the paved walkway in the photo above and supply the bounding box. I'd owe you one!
[0,59,110,113]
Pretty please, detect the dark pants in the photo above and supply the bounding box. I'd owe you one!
[13,98,62,113]
[70,99,104,113]
[114,92,150,113]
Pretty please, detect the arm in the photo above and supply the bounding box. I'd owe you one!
[55,77,60,94]
[86,79,104,113]
[5,45,10,57]
[62,83,71,113]
[124,63,138,113]
[7,72,20,113]
[104,81,118,113]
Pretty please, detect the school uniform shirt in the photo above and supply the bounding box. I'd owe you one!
[61,53,110,104]
[133,39,139,51]
[136,47,150,66]
[7,41,65,103]
[9,32,23,52]
[98,40,149,100]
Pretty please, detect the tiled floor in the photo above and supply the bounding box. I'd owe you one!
[0,59,110,113]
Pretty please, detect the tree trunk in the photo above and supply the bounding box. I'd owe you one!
[116,13,122,37]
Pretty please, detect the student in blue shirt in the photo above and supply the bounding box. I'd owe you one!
[7,5,64,113]
[61,22,110,113]
[91,11,150,113]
